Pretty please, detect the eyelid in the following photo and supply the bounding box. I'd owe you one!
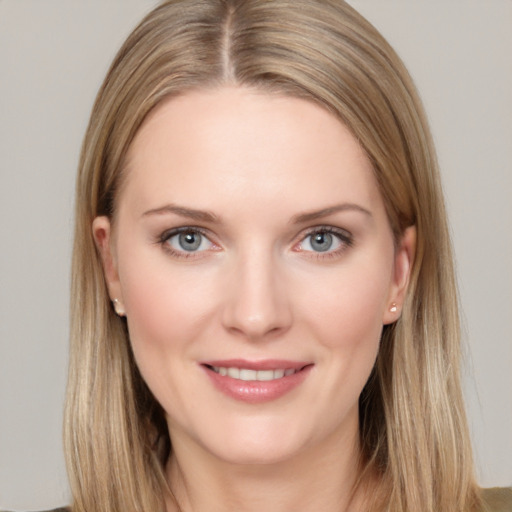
[302,224,352,237]
[299,225,353,243]
[158,226,220,258]
[159,225,211,242]
[156,224,353,260]
[293,225,354,256]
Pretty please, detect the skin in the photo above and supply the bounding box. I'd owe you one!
[94,87,415,512]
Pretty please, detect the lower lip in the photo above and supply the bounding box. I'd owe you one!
[202,365,313,404]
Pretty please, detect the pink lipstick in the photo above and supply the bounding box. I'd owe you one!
[200,359,313,403]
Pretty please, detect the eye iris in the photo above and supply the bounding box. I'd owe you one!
[311,232,333,252]
[178,231,202,251]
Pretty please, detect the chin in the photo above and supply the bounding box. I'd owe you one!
[211,439,302,466]
[193,415,319,466]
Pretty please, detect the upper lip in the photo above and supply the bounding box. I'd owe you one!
[200,359,312,371]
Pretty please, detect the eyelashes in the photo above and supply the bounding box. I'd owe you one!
[157,225,354,260]
[294,226,353,258]
[158,226,218,259]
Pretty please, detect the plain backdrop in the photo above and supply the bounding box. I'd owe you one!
[0,1,511,510]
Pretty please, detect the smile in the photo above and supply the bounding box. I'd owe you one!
[201,360,313,403]
[208,366,297,381]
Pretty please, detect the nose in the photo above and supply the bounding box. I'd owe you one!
[221,249,293,341]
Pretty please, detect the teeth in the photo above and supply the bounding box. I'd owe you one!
[211,366,297,381]
[240,369,257,380]
[256,370,274,381]
[274,369,285,379]
[227,367,240,379]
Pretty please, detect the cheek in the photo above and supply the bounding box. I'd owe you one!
[296,253,392,409]
[303,258,392,351]
[116,244,216,366]
[117,252,222,421]
[304,264,390,410]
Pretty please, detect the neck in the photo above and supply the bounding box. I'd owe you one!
[165,424,376,512]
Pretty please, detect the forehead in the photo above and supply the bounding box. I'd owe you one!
[120,86,382,218]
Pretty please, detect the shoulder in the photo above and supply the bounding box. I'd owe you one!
[480,487,512,512]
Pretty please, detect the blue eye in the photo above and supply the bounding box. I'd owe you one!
[308,232,336,252]
[299,228,351,254]
[164,229,213,253]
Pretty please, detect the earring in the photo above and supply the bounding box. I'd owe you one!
[390,303,398,313]
[112,298,126,317]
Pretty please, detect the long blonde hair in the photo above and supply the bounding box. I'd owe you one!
[65,1,481,510]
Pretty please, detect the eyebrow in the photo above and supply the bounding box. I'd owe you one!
[142,202,371,224]
[142,204,219,223]
[291,203,372,224]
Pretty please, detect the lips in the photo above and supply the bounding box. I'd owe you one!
[201,359,313,403]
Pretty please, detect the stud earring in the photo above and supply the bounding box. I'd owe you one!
[112,298,126,317]
[390,303,398,313]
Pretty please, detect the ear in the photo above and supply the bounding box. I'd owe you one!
[382,225,416,325]
[92,216,124,310]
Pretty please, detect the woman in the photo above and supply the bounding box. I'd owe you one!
[40,0,512,511]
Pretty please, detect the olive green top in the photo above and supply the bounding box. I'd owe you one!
[5,488,511,511]
[481,487,512,511]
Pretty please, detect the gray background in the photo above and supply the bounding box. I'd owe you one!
[0,1,510,510]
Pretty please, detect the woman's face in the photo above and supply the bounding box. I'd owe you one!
[94,87,414,465]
